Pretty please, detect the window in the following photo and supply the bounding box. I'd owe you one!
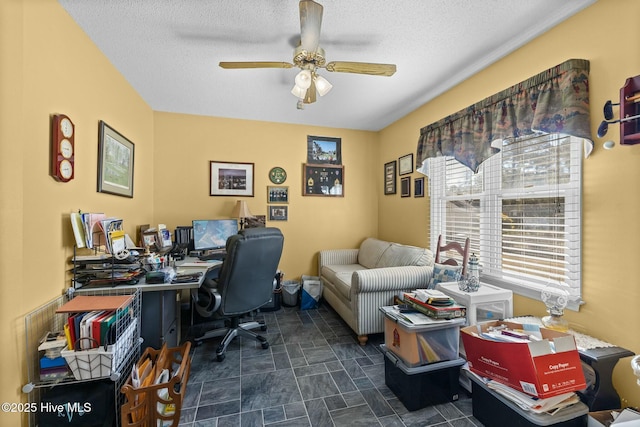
[426,134,582,309]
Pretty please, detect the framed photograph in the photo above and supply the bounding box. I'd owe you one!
[303,164,344,197]
[414,176,425,197]
[97,121,135,198]
[307,135,342,165]
[384,160,397,195]
[245,215,266,228]
[401,176,411,197]
[267,186,289,203]
[268,206,288,221]
[210,161,254,196]
[398,153,414,176]
[142,230,158,250]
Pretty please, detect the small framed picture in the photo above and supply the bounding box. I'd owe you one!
[245,215,266,228]
[267,186,289,203]
[268,205,288,221]
[414,177,425,198]
[401,176,411,197]
[398,153,414,175]
[384,161,397,195]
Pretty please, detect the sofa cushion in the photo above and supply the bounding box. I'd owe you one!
[428,263,463,288]
[376,243,432,268]
[357,238,391,269]
[320,264,364,302]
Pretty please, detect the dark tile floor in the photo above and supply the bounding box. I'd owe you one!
[178,303,485,427]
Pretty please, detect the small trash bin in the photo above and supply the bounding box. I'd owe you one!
[282,280,300,307]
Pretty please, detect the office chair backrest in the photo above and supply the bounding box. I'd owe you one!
[434,235,470,277]
[217,227,284,316]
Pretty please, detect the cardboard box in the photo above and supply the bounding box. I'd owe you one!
[461,321,586,399]
[381,306,464,367]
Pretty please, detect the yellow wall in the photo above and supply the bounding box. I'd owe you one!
[3,0,640,423]
[1,0,155,424]
[379,0,640,408]
[152,112,379,277]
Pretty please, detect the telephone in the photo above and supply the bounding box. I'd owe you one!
[632,355,640,386]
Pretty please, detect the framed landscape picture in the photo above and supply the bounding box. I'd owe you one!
[307,135,341,165]
[97,121,135,198]
[210,161,254,196]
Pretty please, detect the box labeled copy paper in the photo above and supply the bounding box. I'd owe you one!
[460,321,586,399]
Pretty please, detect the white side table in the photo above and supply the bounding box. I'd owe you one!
[436,282,513,325]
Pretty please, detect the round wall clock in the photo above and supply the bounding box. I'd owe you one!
[51,114,75,182]
[269,166,287,184]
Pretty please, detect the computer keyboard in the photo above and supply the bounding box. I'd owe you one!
[199,252,226,261]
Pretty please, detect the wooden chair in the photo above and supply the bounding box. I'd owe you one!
[434,235,470,276]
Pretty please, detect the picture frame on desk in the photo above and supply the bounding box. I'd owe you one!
[97,121,135,198]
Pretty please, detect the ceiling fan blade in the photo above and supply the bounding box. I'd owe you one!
[299,0,323,52]
[219,61,294,69]
[325,61,397,77]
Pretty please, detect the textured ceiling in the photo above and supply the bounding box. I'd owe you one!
[58,0,596,131]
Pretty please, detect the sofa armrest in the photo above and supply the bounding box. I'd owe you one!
[351,265,433,294]
[318,249,359,271]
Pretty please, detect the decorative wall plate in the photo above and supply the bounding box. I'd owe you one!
[269,166,287,184]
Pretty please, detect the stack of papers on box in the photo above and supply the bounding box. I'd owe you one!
[465,368,581,415]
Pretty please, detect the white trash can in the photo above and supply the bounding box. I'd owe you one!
[282,280,300,307]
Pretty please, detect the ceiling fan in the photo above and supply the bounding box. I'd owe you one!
[219,0,397,109]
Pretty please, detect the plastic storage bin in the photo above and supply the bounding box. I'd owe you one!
[383,346,464,411]
[281,280,300,307]
[381,306,464,367]
[436,282,513,325]
[469,373,588,427]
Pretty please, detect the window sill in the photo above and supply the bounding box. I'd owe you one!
[480,275,584,312]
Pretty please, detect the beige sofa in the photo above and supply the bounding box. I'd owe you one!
[318,238,434,345]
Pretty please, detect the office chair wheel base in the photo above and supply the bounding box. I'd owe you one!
[216,353,225,362]
[260,325,267,331]
[261,341,269,350]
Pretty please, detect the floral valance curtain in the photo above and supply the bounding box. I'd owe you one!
[416,59,592,173]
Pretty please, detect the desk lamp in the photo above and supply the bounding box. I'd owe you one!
[231,200,254,230]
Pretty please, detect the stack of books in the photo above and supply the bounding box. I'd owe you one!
[399,289,466,320]
[38,331,72,381]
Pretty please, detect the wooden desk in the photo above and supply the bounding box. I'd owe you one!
[74,258,221,348]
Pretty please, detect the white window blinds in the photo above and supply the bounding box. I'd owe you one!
[426,134,583,307]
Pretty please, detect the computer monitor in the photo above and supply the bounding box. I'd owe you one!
[192,219,238,251]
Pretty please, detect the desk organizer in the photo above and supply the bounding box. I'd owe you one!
[61,318,138,380]
[120,342,191,427]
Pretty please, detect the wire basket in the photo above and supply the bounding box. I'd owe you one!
[61,318,138,380]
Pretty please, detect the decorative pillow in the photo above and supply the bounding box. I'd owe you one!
[428,263,462,289]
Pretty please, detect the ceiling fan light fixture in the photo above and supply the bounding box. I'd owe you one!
[314,74,332,96]
[294,69,312,90]
[291,84,307,98]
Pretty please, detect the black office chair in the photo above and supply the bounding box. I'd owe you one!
[194,227,284,361]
